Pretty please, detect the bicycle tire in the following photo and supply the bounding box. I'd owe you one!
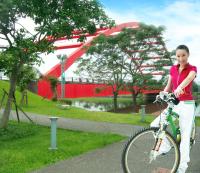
[122,127,180,173]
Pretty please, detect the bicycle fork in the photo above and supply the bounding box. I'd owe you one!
[149,129,166,163]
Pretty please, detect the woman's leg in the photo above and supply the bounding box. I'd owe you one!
[178,101,195,173]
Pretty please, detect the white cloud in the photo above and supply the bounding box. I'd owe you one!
[105,8,139,23]
[105,0,200,82]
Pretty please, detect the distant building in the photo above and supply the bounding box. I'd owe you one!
[0,72,8,80]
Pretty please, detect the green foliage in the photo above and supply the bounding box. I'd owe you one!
[59,99,72,105]
[14,0,114,39]
[17,65,37,92]
[193,81,199,92]
[95,86,108,94]
[47,76,58,90]
[0,0,114,73]
[0,53,18,75]
[75,23,173,111]
[76,34,128,98]
[0,122,38,141]
[76,33,128,111]
[95,87,102,94]
[0,0,114,128]
[116,23,173,91]
[47,76,59,101]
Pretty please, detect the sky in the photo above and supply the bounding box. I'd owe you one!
[99,0,200,82]
[0,0,199,82]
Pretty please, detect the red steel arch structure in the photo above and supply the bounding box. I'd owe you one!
[38,22,167,99]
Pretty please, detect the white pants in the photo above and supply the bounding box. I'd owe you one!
[150,101,195,171]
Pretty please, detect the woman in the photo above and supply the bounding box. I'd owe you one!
[151,45,197,173]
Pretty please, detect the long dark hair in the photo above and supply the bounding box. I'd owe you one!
[176,45,190,54]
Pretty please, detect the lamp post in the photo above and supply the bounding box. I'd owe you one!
[140,105,146,122]
[49,117,59,150]
[57,54,67,99]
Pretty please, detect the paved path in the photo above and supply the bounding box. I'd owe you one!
[3,110,200,173]
[31,138,200,173]
[8,110,142,137]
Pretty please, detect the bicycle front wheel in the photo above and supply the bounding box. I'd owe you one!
[122,127,180,173]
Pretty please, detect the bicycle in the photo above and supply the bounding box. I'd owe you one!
[122,91,196,173]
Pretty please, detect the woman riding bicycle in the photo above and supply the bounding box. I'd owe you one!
[151,45,197,173]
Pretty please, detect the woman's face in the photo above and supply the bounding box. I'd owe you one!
[176,49,189,65]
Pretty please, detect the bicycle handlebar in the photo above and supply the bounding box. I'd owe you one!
[154,91,180,105]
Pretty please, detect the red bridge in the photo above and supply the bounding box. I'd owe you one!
[38,22,165,99]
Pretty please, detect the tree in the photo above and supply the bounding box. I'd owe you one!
[17,65,37,105]
[116,24,173,112]
[75,34,127,112]
[76,23,173,112]
[193,81,199,93]
[0,0,113,128]
[48,76,59,101]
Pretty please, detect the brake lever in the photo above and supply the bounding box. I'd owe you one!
[153,99,161,103]
[153,100,157,103]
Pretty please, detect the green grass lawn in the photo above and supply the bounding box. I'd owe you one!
[1,80,200,126]
[0,121,124,173]
[0,80,154,126]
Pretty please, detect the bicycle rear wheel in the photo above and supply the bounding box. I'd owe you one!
[122,127,180,173]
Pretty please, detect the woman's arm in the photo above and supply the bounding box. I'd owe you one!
[179,71,196,89]
[174,71,196,97]
[163,75,172,92]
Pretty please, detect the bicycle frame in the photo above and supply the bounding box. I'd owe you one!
[153,106,180,152]
[166,107,179,138]
[156,103,196,148]
[152,92,196,152]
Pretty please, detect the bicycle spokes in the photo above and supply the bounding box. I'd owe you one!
[122,128,180,173]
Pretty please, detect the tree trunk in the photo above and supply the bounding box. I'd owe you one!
[131,90,137,113]
[0,71,18,128]
[52,88,58,101]
[25,90,28,105]
[113,91,118,112]
[20,90,28,106]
